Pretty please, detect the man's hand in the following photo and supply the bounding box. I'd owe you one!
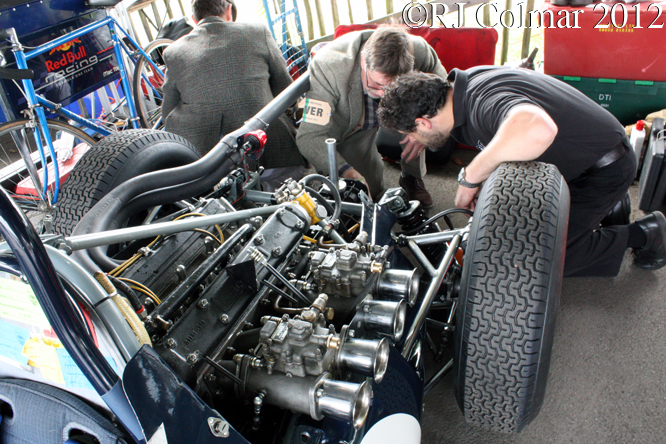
[341,167,364,181]
[341,167,372,200]
[454,185,481,212]
[400,135,427,163]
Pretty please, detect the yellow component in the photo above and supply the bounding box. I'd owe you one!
[302,236,317,244]
[293,191,321,224]
[348,223,360,234]
[94,273,152,347]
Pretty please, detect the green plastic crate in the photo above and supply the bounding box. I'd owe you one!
[552,76,666,126]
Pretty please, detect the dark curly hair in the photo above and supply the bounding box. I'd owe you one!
[378,72,451,133]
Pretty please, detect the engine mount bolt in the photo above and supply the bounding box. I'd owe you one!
[198,299,209,310]
[272,246,282,257]
[219,314,230,324]
[187,353,199,364]
[279,208,286,216]
[296,220,304,229]
[254,234,265,245]
[166,338,176,348]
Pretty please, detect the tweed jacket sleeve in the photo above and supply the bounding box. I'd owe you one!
[161,48,180,121]
[412,37,448,79]
[296,57,349,175]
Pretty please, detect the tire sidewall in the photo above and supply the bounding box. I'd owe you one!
[453,161,570,433]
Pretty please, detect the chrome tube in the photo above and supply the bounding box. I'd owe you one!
[318,378,372,429]
[362,299,407,342]
[63,205,280,251]
[337,337,389,383]
[377,268,421,306]
[406,228,467,246]
[407,240,437,278]
[244,371,372,429]
[402,234,461,359]
[326,138,339,188]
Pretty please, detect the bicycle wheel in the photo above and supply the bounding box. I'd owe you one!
[132,38,173,129]
[0,118,97,216]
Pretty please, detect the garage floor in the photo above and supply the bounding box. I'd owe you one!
[381,147,666,444]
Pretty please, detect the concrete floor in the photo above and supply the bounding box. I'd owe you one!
[381,147,666,444]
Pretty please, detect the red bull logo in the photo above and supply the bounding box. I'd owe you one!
[45,38,87,72]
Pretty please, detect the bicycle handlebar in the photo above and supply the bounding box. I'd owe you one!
[0,67,34,80]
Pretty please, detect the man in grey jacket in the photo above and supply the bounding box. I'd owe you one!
[296,27,447,206]
[161,0,305,190]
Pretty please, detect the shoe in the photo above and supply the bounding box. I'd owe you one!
[399,175,433,209]
[633,211,666,270]
[600,192,631,227]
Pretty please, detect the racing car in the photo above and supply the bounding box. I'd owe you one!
[0,73,569,443]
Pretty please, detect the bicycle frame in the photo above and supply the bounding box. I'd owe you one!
[5,16,164,205]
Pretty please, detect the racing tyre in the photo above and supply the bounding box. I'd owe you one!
[453,161,570,433]
[53,129,200,235]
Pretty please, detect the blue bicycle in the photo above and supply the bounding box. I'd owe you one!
[0,16,169,225]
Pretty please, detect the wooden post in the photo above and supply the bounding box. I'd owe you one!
[521,0,535,59]
[163,0,173,20]
[366,0,374,21]
[150,1,163,30]
[330,0,340,29]
[303,0,315,40]
[313,0,326,36]
[386,0,393,15]
[139,10,154,41]
[346,0,354,23]
[177,0,186,16]
[500,0,511,65]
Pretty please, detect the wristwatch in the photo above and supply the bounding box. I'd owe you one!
[457,167,482,188]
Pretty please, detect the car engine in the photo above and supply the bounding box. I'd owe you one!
[105,175,423,441]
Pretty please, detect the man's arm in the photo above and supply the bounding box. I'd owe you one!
[264,27,293,97]
[160,52,179,121]
[295,62,347,174]
[455,104,558,210]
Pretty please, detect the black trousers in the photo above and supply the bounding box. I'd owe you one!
[564,146,637,277]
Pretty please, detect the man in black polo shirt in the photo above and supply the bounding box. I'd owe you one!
[377,67,666,276]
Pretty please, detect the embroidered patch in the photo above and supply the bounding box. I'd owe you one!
[299,98,331,126]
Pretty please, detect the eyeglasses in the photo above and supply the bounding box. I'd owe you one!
[364,67,389,93]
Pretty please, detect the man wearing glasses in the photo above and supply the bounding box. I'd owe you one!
[296,26,447,207]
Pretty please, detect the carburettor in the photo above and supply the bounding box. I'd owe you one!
[253,294,389,382]
[308,232,387,298]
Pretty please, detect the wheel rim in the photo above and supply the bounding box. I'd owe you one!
[0,120,96,227]
[134,40,172,129]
